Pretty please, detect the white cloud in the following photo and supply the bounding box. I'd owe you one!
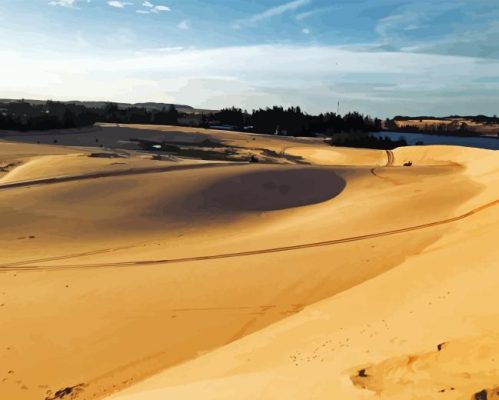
[302,28,310,34]
[48,0,76,7]
[177,19,190,30]
[48,0,90,9]
[135,2,170,14]
[107,1,133,8]
[2,45,499,117]
[153,5,170,12]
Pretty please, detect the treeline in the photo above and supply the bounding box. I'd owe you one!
[0,100,402,148]
[205,106,382,136]
[385,115,499,137]
[393,115,499,124]
[385,120,477,137]
[0,101,383,137]
[0,100,179,131]
[329,132,407,150]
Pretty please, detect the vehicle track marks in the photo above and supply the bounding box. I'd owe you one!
[370,150,396,182]
[2,198,497,271]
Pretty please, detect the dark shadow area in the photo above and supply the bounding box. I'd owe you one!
[196,169,346,212]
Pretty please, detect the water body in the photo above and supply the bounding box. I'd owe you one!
[372,131,499,150]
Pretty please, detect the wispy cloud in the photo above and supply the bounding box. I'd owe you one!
[295,9,319,21]
[374,2,463,42]
[108,1,133,8]
[295,6,339,21]
[375,11,424,38]
[48,0,90,9]
[177,20,190,30]
[405,20,499,59]
[235,0,309,28]
[365,1,499,60]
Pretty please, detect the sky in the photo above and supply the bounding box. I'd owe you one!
[0,0,499,117]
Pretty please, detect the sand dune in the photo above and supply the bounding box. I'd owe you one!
[0,125,497,400]
[107,154,499,400]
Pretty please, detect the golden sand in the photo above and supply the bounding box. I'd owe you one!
[0,125,497,400]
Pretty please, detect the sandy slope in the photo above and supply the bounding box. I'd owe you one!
[109,199,498,400]
[106,145,498,400]
[0,125,497,400]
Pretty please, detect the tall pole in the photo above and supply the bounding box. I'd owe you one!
[337,101,340,116]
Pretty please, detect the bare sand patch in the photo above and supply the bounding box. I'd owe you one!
[0,126,497,400]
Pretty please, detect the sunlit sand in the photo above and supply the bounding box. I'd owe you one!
[0,124,497,400]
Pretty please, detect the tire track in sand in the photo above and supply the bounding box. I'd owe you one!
[2,197,497,271]
[370,149,399,183]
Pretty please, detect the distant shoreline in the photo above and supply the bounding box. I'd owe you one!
[379,128,499,139]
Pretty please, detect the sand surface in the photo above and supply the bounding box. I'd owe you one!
[0,124,497,400]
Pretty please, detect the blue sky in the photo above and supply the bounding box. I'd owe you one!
[1,0,499,117]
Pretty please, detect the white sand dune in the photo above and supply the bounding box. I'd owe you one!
[0,125,497,400]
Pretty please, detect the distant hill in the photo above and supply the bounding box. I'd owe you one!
[0,99,216,115]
